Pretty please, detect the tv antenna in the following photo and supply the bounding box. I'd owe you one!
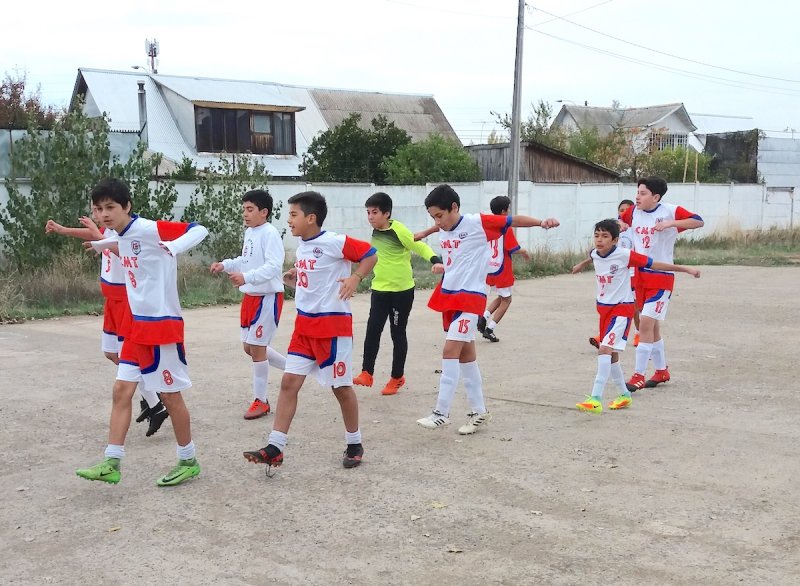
[145,38,159,74]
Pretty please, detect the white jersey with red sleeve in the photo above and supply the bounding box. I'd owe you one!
[221,222,285,295]
[110,215,208,345]
[292,231,376,338]
[620,202,702,290]
[428,213,511,315]
[591,246,652,311]
[486,226,520,288]
[98,227,127,301]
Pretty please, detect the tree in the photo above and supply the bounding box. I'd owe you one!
[0,71,61,130]
[491,99,567,149]
[0,106,178,269]
[299,113,411,184]
[636,147,720,183]
[382,134,480,184]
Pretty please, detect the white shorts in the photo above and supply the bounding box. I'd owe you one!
[117,342,191,393]
[285,335,354,388]
[445,312,479,342]
[101,332,122,354]
[491,286,513,298]
[641,289,672,321]
[601,316,633,352]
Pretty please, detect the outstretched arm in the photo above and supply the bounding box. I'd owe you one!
[650,260,701,278]
[571,257,592,274]
[45,217,102,240]
[413,225,439,241]
[654,218,704,232]
[510,215,559,229]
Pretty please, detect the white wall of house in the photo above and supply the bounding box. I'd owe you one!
[160,86,196,151]
[2,182,795,256]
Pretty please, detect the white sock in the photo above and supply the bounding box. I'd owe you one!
[268,430,288,450]
[177,440,195,461]
[267,347,287,370]
[487,319,498,330]
[252,360,269,402]
[345,429,362,444]
[483,310,491,320]
[635,342,653,374]
[651,339,667,370]
[104,444,124,459]
[610,361,630,396]
[140,389,160,409]
[434,359,461,417]
[460,361,487,414]
[591,355,612,399]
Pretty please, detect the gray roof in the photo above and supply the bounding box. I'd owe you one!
[553,103,697,135]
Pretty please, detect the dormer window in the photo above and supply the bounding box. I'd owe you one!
[195,106,296,155]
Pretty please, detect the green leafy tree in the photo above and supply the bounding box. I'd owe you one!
[181,154,281,260]
[300,113,410,183]
[491,99,568,149]
[0,107,177,268]
[636,147,720,183]
[383,134,480,184]
[0,71,61,130]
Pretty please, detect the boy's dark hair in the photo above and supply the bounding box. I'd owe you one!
[365,192,392,216]
[242,189,273,217]
[490,195,511,215]
[637,176,668,199]
[424,184,460,211]
[288,191,327,227]
[90,177,132,208]
[594,219,620,239]
[618,199,634,209]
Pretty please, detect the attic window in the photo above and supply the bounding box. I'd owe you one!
[648,132,688,151]
[195,107,295,155]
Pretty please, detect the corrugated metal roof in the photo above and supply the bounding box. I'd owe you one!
[554,103,697,134]
[153,75,303,109]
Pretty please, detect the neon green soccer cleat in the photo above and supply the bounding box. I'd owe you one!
[576,396,603,414]
[608,395,632,410]
[156,458,201,487]
[76,457,121,484]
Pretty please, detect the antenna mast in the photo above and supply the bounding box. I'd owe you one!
[145,39,159,74]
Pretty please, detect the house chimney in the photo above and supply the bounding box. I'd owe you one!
[137,80,148,145]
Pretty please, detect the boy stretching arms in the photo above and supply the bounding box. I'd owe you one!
[478,195,531,343]
[45,214,169,436]
[244,191,377,472]
[619,177,704,391]
[416,185,558,434]
[210,189,288,419]
[572,219,700,414]
[76,178,208,486]
[353,191,441,395]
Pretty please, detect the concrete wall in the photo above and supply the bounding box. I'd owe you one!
[2,181,796,255]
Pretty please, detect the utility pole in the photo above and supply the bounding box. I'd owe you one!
[508,0,525,214]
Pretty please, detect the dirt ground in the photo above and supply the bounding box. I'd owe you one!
[1,265,799,585]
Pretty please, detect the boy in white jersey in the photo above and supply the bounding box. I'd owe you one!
[244,191,377,472]
[76,178,208,486]
[210,189,288,420]
[45,214,169,437]
[618,177,704,391]
[416,184,559,434]
[571,219,700,414]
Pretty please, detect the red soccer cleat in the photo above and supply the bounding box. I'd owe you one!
[645,368,670,388]
[244,399,270,420]
[626,373,646,393]
[353,370,374,387]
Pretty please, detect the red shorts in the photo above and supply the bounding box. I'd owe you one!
[103,297,132,338]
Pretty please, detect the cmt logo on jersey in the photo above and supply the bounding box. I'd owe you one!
[121,256,139,268]
[441,239,461,249]
[295,258,317,270]
[597,275,615,284]
[635,222,665,236]
[131,240,142,254]
[312,246,323,258]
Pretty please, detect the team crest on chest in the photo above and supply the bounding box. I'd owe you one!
[610,264,619,274]
[131,240,141,255]
[313,246,323,258]
[458,232,468,239]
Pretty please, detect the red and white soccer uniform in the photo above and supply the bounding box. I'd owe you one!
[620,202,702,315]
[221,222,285,346]
[486,226,520,297]
[286,231,376,387]
[92,215,208,392]
[428,213,511,338]
[97,227,131,353]
[592,245,653,350]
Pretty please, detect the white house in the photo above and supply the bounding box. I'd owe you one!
[71,68,459,178]
[551,102,701,152]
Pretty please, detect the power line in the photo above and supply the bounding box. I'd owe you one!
[526,0,616,27]
[377,0,513,19]
[527,4,800,84]
[529,29,800,98]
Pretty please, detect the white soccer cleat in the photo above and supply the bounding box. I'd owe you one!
[416,410,450,429]
[458,411,492,435]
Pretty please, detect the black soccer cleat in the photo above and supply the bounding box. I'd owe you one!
[342,443,364,469]
[483,328,500,343]
[477,316,487,334]
[145,403,169,437]
[135,398,151,423]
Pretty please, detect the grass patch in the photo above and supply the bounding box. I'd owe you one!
[675,227,800,266]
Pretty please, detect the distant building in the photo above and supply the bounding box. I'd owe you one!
[69,68,458,179]
[466,141,620,183]
[551,102,700,152]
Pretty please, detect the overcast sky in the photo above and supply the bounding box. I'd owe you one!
[4,0,799,143]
